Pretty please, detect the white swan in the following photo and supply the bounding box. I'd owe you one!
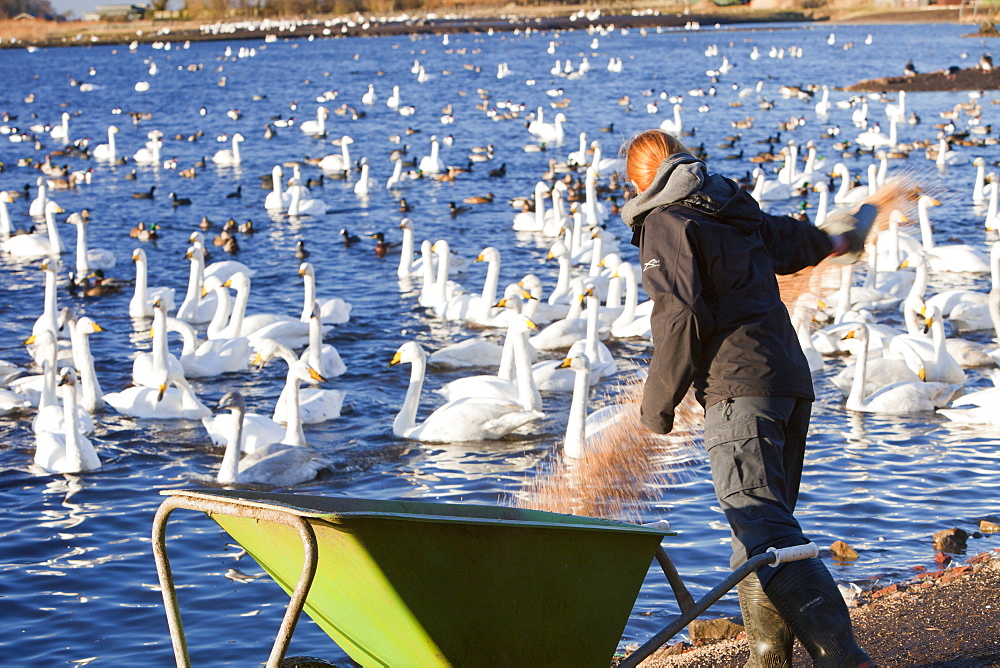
[257,339,341,426]
[66,211,114,277]
[216,272,296,341]
[133,132,162,165]
[49,112,70,142]
[33,369,101,474]
[434,247,502,325]
[299,301,346,379]
[68,315,104,413]
[30,331,93,436]
[3,200,64,257]
[532,284,615,392]
[175,245,219,324]
[104,364,210,420]
[831,163,870,205]
[299,106,328,136]
[132,301,186,388]
[843,323,960,414]
[917,196,991,273]
[92,125,119,162]
[512,182,551,233]
[435,314,542,411]
[318,136,353,174]
[885,305,967,385]
[353,162,373,197]
[212,133,244,166]
[298,262,351,324]
[532,112,567,142]
[168,316,251,378]
[286,180,327,216]
[750,168,791,202]
[129,248,176,318]
[418,136,445,174]
[264,166,293,211]
[934,136,968,167]
[214,392,324,486]
[659,104,683,134]
[390,341,543,442]
[609,262,652,338]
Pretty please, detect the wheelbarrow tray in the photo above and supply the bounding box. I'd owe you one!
[163,489,670,667]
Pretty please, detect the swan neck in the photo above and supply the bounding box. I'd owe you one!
[301,271,317,320]
[393,354,425,436]
[846,328,868,410]
[282,372,305,446]
[218,406,243,483]
[564,365,589,459]
[398,225,414,278]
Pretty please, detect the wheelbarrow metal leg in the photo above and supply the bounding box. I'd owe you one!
[654,546,695,614]
[617,543,819,668]
[151,494,320,668]
[152,496,192,668]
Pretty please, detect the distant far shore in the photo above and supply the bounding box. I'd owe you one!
[0,4,982,50]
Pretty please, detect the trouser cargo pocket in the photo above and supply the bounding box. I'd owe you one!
[705,416,768,498]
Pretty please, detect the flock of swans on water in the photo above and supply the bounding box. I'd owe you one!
[2,23,1000,494]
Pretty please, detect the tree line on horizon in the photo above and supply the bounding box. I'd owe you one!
[1,0,58,20]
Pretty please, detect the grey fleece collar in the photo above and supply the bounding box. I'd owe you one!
[620,152,707,229]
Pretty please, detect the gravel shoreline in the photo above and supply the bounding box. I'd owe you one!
[629,551,1000,666]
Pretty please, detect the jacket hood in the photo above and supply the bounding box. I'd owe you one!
[621,152,761,236]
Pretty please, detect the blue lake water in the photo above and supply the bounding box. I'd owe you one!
[2,19,999,664]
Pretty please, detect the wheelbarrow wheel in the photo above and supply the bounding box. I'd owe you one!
[278,656,343,667]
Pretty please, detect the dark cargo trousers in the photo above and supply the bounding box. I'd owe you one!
[703,395,812,589]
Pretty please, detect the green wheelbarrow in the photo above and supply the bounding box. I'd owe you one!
[152,489,819,667]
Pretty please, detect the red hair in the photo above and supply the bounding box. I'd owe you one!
[620,130,688,193]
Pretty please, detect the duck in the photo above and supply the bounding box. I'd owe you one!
[390,341,543,442]
[33,368,101,474]
[842,323,960,414]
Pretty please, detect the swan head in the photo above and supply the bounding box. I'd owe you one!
[558,351,591,372]
[399,217,413,230]
[222,272,249,290]
[547,241,568,260]
[232,133,244,142]
[44,200,64,215]
[132,248,146,263]
[252,338,298,369]
[519,274,542,294]
[76,316,103,335]
[476,247,499,263]
[391,341,426,366]
[431,239,450,255]
[58,367,79,388]
[918,195,940,208]
[298,261,315,278]
[217,391,246,414]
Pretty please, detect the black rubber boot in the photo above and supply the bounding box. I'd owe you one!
[762,558,874,667]
[738,572,793,667]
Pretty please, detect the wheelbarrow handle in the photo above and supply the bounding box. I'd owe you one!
[766,542,819,567]
[616,543,820,668]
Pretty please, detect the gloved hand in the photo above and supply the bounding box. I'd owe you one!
[817,203,878,265]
